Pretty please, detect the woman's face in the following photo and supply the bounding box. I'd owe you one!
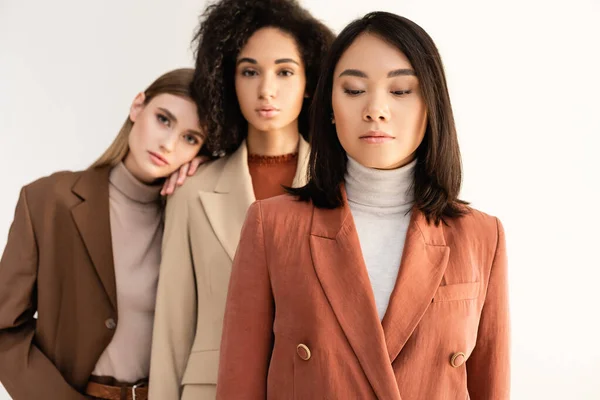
[235,27,307,135]
[332,33,427,170]
[124,93,204,183]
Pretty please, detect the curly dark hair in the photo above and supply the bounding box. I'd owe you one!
[191,0,335,156]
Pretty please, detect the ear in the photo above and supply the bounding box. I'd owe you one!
[129,92,146,123]
[304,92,310,99]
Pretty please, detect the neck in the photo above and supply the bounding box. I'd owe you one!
[123,154,158,184]
[345,156,416,214]
[110,162,162,204]
[246,122,300,156]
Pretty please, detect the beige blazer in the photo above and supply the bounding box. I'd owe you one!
[149,138,310,400]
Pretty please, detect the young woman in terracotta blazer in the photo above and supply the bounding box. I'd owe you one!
[0,69,207,400]
[217,12,510,400]
[148,1,334,399]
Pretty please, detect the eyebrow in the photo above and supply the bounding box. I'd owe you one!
[158,107,203,137]
[339,69,367,78]
[158,107,177,123]
[275,58,300,66]
[338,68,416,78]
[388,68,416,78]
[236,57,300,66]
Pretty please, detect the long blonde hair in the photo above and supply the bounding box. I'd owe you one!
[91,68,196,168]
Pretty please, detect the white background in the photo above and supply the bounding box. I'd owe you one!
[1,0,599,399]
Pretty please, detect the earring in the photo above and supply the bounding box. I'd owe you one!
[331,113,335,125]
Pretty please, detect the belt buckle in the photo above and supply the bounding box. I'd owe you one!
[132,384,138,400]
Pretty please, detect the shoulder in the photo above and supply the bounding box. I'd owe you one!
[444,206,504,253]
[22,169,85,201]
[165,156,230,206]
[251,194,313,232]
[258,193,313,216]
[14,169,96,223]
[449,207,499,232]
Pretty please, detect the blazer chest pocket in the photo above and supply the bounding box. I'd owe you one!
[181,349,219,385]
[432,282,480,303]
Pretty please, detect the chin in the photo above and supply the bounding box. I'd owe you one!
[249,119,284,133]
[363,161,389,169]
[354,154,403,170]
[141,164,169,181]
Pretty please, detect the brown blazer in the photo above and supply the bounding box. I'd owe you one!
[217,192,510,400]
[0,167,118,400]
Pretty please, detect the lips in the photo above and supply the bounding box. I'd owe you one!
[256,105,280,118]
[148,151,169,166]
[359,130,395,144]
[258,105,278,112]
[360,130,394,139]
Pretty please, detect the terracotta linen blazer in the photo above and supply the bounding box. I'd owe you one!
[149,138,310,400]
[0,167,121,400]
[217,192,510,400]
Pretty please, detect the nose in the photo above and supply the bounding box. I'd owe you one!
[159,133,178,153]
[258,73,277,100]
[363,92,390,122]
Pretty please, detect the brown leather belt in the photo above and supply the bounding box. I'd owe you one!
[85,381,148,400]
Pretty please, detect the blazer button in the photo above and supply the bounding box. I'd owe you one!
[296,344,311,361]
[105,318,117,330]
[450,352,466,368]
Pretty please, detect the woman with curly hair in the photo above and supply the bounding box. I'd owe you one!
[148,1,334,399]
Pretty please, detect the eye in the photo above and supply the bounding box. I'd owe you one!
[392,90,412,96]
[278,69,294,77]
[343,88,364,96]
[241,69,258,77]
[183,134,199,145]
[157,113,170,126]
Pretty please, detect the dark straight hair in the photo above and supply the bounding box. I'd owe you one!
[289,11,468,225]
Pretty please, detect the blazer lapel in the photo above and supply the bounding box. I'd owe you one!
[291,135,310,187]
[381,209,450,363]
[200,136,311,261]
[70,166,117,310]
[198,142,256,261]
[310,191,402,400]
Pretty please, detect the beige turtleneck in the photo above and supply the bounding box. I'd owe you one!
[92,162,163,382]
[345,156,416,320]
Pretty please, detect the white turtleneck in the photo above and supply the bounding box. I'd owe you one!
[345,156,416,320]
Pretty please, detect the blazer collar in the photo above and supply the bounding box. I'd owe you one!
[200,136,310,261]
[292,135,310,187]
[71,166,117,311]
[309,187,449,399]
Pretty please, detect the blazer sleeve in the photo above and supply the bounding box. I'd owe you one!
[216,201,274,399]
[467,217,511,399]
[0,187,86,400]
[148,189,198,400]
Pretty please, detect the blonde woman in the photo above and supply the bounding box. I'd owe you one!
[0,68,205,400]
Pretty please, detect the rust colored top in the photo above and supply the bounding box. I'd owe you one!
[248,153,298,200]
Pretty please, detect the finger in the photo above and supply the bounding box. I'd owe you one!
[177,164,190,185]
[188,158,201,176]
[188,155,208,176]
[166,173,178,195]
[161,179,169,196]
